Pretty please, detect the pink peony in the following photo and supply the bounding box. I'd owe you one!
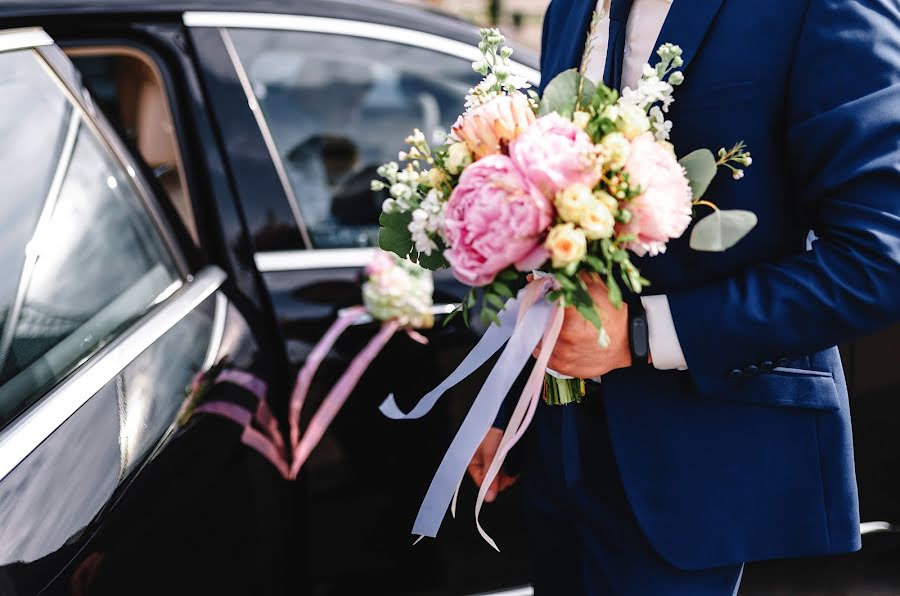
[443,154,553,286]
[509,113,602,199]
[619,133,694,257]
[452,92,536,161]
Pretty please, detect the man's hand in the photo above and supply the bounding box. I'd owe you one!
[540,274,632,379]
[467,428,517,503]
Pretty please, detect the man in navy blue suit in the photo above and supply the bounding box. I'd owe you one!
[467,0,900,593]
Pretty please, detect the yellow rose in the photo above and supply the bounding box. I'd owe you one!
[580,201,616,240]
[446,141,473,175]
[598,132,631,170]
[545,223,587,269]
[555,183,595,224]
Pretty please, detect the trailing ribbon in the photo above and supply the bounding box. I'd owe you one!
[287,308,429,479]
[194,369,291,480]
[380,277,562,547]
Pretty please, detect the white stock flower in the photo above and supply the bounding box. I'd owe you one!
[604,103,651,140]
[407,189,447,255]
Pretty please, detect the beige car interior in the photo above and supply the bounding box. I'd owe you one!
[65,46,198,246]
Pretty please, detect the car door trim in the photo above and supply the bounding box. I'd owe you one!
[0,28,52,54]
[183,12,541,84]
[0,266,226,483]
[255,248,377,272]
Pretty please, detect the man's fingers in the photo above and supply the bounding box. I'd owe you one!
[467,462,485,487]
[485,475,502,503]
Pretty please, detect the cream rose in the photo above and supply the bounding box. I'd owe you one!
[555,183,595,224]
[594,190,620,216]
[580,201,616,240]
[446,141,473,175]
[545,223,587,270]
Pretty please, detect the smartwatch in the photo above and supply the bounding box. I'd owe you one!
[628,300,651,367]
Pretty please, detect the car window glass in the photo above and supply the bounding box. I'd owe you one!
[0,50,180,429]
[226,29,482,249]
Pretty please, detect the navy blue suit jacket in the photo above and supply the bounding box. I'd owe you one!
[533,0,900,570]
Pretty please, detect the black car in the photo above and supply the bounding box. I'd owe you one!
[0,1,896,595]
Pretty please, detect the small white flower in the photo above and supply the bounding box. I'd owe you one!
[733,169,745,180]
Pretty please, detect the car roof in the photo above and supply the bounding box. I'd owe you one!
[0,0,471,35]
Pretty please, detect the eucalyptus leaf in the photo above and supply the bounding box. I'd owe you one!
[539,69,596,119]
[690,209,758,252]
[679,149,718,200]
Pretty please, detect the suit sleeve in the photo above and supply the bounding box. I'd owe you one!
[667,0,900,398]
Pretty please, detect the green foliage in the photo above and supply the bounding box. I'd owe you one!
[539,69,596,119]
[690,209,758,252]
[680,149,718,200]
[378,211,413,259]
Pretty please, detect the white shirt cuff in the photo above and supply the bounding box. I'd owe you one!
[641,295,688,371]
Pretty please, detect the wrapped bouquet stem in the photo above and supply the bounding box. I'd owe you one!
[375,23,757,548]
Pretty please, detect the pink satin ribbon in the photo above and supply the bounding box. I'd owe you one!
[194,370,290,479]
[289,319,401,479]
[288,306,367,450]
[287,308,429,479]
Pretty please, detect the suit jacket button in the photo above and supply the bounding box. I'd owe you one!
[743,365,760,377]
[760,361,774,372]
[729,369,743,379]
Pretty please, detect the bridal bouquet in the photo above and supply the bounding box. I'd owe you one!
[375,26,756,548]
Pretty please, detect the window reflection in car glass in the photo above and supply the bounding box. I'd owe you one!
[0,50,180,429]
[227,30,481,248]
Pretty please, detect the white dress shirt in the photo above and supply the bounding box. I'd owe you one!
[586,0,688,371]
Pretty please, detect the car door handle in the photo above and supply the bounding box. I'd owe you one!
[338,304,460,326]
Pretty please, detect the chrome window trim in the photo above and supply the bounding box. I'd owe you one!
[202,292,229,370]
[218,28,314,249]
[0,266,226,483]
[0,110,82,368]
[0,28,52,54]
[470,587,534,596]
[183,12,541,84]
[34,45,191,278]
[255,248,376,272]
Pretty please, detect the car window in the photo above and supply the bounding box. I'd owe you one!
[0,49,180,429]
[226,29,482,249]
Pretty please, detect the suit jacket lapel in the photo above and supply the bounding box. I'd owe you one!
[543,0,599,85]
[653,0,728,74]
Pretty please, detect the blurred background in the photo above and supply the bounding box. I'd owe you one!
[398,0,548,49]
